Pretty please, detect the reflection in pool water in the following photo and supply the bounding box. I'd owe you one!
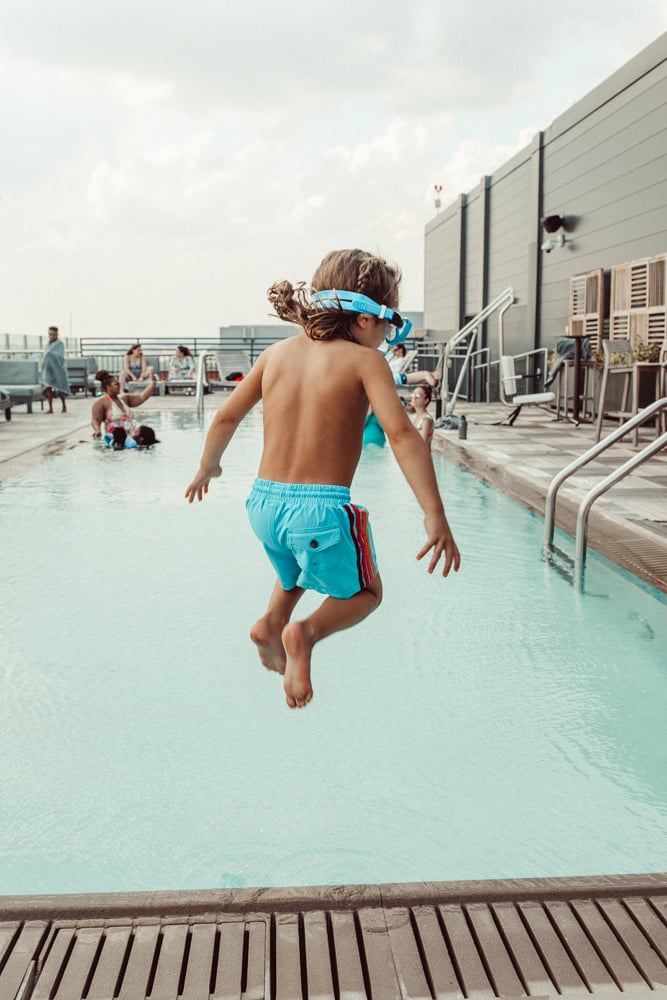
[0,408,665,896]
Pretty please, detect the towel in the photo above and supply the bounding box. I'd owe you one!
[41,338,71,396]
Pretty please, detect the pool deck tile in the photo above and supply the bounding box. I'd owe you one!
[1,875,667,999]
[1,395,667,999]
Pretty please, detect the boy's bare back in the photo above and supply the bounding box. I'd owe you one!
[257,333,394,487]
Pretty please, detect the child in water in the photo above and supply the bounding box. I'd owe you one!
[185,249,460,708]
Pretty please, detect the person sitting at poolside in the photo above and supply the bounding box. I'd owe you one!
[408,384,434,451]
[119,345,155,391]
[386,343,437,388]
[91,369,158,448]
[168,345,196,381]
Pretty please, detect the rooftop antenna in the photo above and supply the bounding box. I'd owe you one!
[433,184,443,214]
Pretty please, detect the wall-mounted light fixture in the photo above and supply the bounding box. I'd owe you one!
[541,213,565,234]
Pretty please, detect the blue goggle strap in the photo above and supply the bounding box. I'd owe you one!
[311,290,412,346]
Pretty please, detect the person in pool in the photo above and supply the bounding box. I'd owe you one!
[185,248,460,709]
[91,369,159,447]
[409,384,434,450]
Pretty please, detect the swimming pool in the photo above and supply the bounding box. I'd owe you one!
[0,408,665,896]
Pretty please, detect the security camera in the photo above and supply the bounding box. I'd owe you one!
[541,233,565,253]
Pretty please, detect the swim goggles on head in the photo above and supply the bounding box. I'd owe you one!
[311,289,412,346]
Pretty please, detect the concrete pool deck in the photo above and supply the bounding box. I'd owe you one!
[1,393,666,999]
[1,875,667,998]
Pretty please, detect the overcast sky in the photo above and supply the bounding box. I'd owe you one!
[2,2,666,340]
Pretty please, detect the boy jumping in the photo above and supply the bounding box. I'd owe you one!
[185,249,460,708]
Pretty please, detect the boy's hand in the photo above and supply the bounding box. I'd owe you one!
[416,512,461,577]
[185,465,222,503]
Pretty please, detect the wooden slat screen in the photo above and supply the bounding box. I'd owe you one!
[610,253,667,349]
[569,268,604,353]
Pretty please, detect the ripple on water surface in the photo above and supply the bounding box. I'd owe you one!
[0,409,665,894]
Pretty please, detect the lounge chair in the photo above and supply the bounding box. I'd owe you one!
[499,356,555,425]
[65,357,99,396]
[498,307,554,424]
[0,360,44,413]
[390,348,418,376]
[123,356,166,396]
[166,355,212,395]
[1,389,11,421]
[214,350,251,389]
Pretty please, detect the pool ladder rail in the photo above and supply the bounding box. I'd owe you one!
[194,352,214,416]
[544,396,667,590]
[440,286,515,416]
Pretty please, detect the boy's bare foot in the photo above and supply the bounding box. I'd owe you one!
[282,621,313,708]
[250,616,286,674]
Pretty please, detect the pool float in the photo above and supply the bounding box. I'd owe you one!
[363,411,386,447]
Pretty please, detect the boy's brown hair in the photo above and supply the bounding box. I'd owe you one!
[267,248,401,343]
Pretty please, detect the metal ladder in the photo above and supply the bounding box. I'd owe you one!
[441,287,515,415]
[544,396,667,589]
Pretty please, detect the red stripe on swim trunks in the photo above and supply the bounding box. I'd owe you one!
[346,504,376,587]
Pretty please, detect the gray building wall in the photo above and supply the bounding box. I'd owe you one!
[424,30,667,372]
[486,146,535,355]
[424,200,461,335]
[462,184,484,321]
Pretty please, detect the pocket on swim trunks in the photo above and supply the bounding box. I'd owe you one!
[288,526,340,556]
[287,525,342,588]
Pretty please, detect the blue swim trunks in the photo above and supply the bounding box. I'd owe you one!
[246,479,378,599]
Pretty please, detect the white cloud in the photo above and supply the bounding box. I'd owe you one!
[1,1,666,336]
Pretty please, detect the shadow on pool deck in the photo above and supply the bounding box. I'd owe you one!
[1,874,667,998]
[1,395,667,998]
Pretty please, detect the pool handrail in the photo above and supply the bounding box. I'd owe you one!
[441,286,514,415]
[544,395,667,586]
[574,425,667,589]
[195,352,210,416]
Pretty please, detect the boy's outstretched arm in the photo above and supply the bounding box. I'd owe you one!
[185,361,263,503]
[364,355,461,576]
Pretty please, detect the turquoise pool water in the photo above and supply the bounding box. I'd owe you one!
[0,408,665,896]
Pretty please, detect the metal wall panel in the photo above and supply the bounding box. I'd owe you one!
[424,31,667,384]
[540,60,667,347]
[424,208,460,335]
[463,187,483,319]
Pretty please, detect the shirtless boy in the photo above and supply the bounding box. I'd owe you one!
[185,249,460,708]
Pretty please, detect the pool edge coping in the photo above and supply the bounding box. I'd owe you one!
[1,872,666,920]
[433,429,667,595]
